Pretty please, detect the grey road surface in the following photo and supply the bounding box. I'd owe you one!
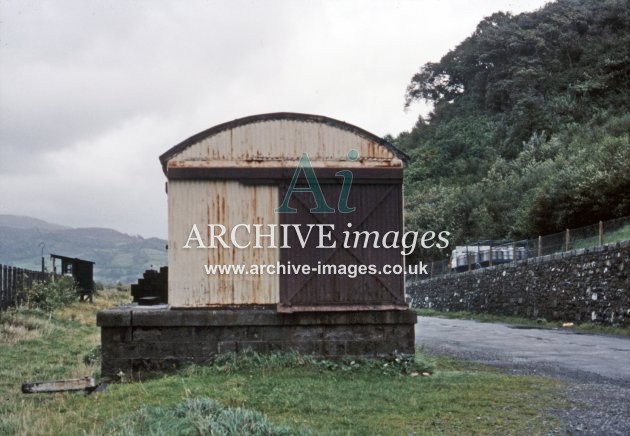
[415,316,630,435]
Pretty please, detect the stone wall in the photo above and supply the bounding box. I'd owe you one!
[97,307,417,378]
[406,242,629,326]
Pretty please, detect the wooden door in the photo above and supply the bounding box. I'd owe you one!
[278,180,406,312]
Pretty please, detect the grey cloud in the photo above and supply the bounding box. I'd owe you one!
[0,0,550,237]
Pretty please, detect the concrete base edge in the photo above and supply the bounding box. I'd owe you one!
[97,306,417,378]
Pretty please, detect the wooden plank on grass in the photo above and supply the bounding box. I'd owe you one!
[21,377,95,394]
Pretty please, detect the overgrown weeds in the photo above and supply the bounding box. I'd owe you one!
[102,397,305,436]
[21,276,78,312]
[187,348,435,377]
[0,309,57,345]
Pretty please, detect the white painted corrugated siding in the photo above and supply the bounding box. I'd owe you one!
[168,180,279,306]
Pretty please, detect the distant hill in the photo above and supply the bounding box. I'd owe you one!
[0,215,70,231]
[0,215,167,284]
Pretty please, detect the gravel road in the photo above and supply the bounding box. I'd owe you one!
[415,317,630,435]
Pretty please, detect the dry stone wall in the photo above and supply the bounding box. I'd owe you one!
[407,242,629,326]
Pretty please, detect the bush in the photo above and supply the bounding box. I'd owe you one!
[24,276,78,312]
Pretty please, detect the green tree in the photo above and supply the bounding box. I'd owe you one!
[400,0,630,252]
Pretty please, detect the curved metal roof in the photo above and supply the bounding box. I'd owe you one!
[159,112,409,174]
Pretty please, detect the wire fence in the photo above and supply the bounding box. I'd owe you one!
[413,215,630,280]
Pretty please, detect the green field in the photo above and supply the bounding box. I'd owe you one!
[1,291,564,435]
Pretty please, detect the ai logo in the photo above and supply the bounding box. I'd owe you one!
[275,150,358,214]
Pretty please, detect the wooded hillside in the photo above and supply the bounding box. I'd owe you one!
[398,0,629,258]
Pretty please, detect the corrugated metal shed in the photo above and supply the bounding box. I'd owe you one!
[160,112,408,309]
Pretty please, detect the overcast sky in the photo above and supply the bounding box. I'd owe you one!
[0,0,550,239]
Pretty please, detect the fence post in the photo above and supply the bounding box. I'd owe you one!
[6,265,11,308]
[4,265,7,291]
[467,247,472,271]
[489,245,493,266]
[2,265,7,309]
[0,265,4,309]
[598,220,603,246]
[512,242,516,264]
[19,268,23,290]
[9,267,14,307]
[16,268,20,303]
[537,236,542,257]
[565,228,570,251]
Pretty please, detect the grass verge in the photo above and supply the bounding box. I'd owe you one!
[1,291,564,435]
[415,308,630,336]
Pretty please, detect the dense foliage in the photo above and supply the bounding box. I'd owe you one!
[399,0,629,259]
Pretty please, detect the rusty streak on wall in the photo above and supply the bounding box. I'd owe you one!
[160,113,408,308]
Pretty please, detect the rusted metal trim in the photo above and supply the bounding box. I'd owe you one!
[167,167,403,183]
[159,112,410,174]
[276,304,409,313]
[172,304,277,310]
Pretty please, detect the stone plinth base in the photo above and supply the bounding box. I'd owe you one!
[97,306,417,378]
